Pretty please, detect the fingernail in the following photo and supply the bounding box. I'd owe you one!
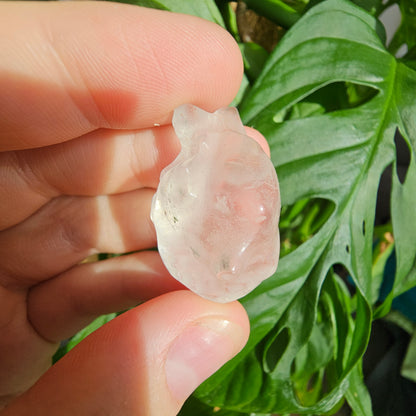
[165,318,246,401]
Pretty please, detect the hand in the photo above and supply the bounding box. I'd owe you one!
[0,2,256,414]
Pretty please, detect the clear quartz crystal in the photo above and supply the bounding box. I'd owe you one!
[151,104,280,303]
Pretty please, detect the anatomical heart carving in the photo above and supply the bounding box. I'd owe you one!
[151,104,280,302]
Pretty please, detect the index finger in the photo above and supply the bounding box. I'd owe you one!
[0,1,243,151]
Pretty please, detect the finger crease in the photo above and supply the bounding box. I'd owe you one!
[11,151,57,199]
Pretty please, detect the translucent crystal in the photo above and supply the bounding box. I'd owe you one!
[151,104,280,303]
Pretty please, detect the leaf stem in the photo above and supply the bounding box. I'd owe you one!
[243,0,301,28]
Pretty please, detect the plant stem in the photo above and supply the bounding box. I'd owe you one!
[243,0,301,28]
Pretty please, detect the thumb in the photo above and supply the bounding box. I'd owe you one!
[3,291,249,416]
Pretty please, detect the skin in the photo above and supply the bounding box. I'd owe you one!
[0,2,269,415]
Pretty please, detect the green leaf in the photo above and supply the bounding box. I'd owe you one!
[179,396,271,416]
[194,0,416,413]
[401,328,416,383]
[107,0,225,26]
[346,362,373,416]
[217,1,240,41]
[239,43,269,83]
[230,73,250,107]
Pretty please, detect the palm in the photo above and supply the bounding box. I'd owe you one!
[0,124,185,404]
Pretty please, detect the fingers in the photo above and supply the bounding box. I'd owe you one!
[0,1,243,150]
[0,125,180,230]
[0,189,157,288]
[3,291,250,416]
[245,127,270,157]
[0,127,271,289]
[27,251,185,342]
[1,126,268,232]
[0,127,270,289]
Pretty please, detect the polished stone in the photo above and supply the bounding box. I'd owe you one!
[151,104,280,302]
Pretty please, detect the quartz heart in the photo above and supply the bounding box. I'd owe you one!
[151,104,280,302]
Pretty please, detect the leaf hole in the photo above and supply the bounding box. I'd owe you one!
[279,198,335,256]
[292,359,332,406]
[236,2,284,53]
[333,263,356,296]
[306,371,321,391]
[345,245,350,254]
[273,82,378,123]
[396,43,409,58]
[362,220,366,236]
[264,327,290,373]
[379,3,401,46]
[375,163,393,225]
[394,129,411,185]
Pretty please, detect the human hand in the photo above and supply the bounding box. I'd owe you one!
[0,2,258,414]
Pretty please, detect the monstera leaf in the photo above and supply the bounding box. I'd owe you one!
[190,0,416,414]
